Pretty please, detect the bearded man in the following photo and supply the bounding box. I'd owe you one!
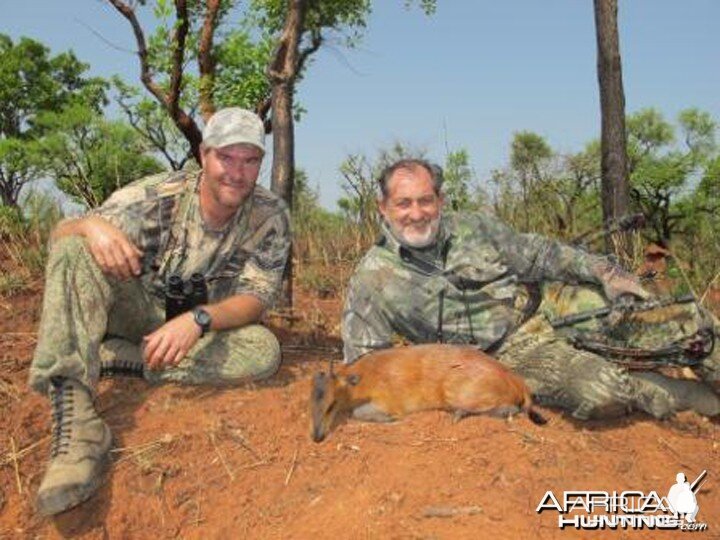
[342,158,720,421]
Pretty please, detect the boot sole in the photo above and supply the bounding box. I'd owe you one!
[36,453,110,517]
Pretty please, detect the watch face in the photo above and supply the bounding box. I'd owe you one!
[194,308,211,327]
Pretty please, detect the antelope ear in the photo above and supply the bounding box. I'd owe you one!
[346,373,361,386]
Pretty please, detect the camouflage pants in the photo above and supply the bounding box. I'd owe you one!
[29,237,281,396]
[496,283,720,420]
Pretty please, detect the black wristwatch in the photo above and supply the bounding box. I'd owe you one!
[192,307,212,337]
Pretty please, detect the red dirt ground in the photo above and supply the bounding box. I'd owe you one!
[1,274,718,539]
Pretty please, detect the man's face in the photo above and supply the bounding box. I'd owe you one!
[201,143,263,212]
[378,166,443,248]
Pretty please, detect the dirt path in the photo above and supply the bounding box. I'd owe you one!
[0,287,718,539]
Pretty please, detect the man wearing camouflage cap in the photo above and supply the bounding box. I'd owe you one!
[29,108,290,515]
[343,158,720,421]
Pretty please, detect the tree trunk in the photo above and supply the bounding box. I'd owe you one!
[271,81,296,307]
[0,191,19,208]
[0,176,21,208]
[594,0,631,260]
[174,109,203,164]
[267,0,308,308]
[270,83,295,206]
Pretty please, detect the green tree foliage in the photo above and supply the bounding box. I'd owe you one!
[251,0,371,47]
[678,108,716,156]
[108,0,374,160]
[493,134,606,242]
[663,112,720,288]
[557,141,602,235]
[113,78,194,171]
[147,0,276,112]
[495,131,555,232]
[627,108,718,244]
[695,155,720,207]
[213,30,276,113]
[486,109,720,298]
[0,138,44,208]
[626,108,674,172]
[0,34,106,206]
[443,148,483,212]
[37,104,163,208]
[404,0,436,15]
[511,131,553,175]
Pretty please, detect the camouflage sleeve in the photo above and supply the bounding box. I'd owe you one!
[480,214,640,297]
[233,207,291,308]
[342,270,394,363]
[86,182,155,246]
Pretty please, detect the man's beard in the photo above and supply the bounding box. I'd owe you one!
[387,215,441,248]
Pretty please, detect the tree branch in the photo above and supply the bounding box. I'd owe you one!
[198,0,221,120]
[297,30,323,75]
[168,0,190,118]
[107,0,166,104]
[107,0,202,162]
[255,96,273,134]
[268,0,308,83]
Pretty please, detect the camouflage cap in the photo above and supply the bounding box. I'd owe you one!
[202,107,265,152]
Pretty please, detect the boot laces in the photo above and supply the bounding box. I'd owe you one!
[49,379,74,458]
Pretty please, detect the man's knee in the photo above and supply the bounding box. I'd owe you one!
[567,368,636,420]
[546,352,637,420]
[48,235,89,261]
[223,324,281,381]
[171,324,281,386]
[45,235,103,281]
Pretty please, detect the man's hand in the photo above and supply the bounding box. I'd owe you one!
[595,262,650,301]
[143,313,202,370]
[82,216,143,280]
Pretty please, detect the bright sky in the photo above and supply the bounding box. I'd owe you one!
[5,1,719,210]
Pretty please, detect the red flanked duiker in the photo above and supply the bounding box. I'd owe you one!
[310,344,546,442]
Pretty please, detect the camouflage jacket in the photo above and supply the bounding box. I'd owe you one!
[342,212,618,362]
[88,170,290,308]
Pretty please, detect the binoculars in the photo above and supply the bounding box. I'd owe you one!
[165,273,208,321]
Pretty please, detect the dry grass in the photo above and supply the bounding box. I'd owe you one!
[0,435,50,469]
[112,433,176,473]
[0,378,21,403]
[0,272,29,298]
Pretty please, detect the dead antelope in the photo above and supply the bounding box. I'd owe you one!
[310,344,546,442]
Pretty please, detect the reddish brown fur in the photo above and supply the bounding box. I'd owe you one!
[333,344,541,420]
